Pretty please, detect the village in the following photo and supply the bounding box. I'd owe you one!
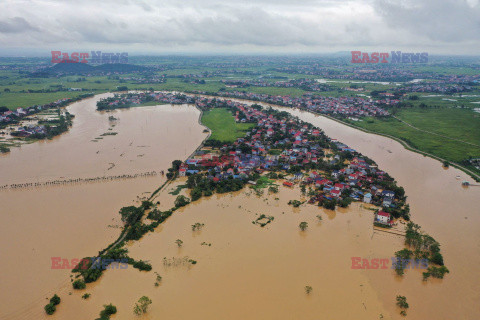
[98,92,410,227]
[221,78,334,92]
[0,95,90,154]
[97,90,393,118]
[395,82,473,94]
[185,97,408,226]
[0,95,90,138]
[271,64,480,84]
[204,89,395,117]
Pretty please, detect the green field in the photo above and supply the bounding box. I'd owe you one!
[201,108,255,142]
[0,91,93,109]
[225,86,308,97]
[346,107,480,175]
[156,78,225,93]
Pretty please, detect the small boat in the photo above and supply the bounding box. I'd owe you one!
[462,181,470,186]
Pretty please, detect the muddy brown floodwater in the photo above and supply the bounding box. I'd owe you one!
[1,94,479,320]
[0,94,208,319]
[267,104,480,320]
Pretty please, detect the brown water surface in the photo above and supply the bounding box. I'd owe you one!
[1,94,479,320]
[0,95,207,319]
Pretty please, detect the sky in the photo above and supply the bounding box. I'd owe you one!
[0,0,479,56]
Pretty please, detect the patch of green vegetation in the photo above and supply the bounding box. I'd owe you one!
[72,279,86,290]
[0,144,11,153]
[97,303,117,320]
[423,265,450,280]
[396,295,409,316]
[201,108,255,142]
[44,294,61,315]
[169,184,187,195]
[289,200,303,208]
[346,107,480,174]
[253,214,274,227]
[132,260,152,271]
[135,100,168,107]
[251,176,276,190]
[0,91,90,110]
[268,149,282,155]
[133,296,152,315]
[227,86,307,97]
[156,78,225,92]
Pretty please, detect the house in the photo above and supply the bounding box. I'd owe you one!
[293,173,303,180]
[331,170,341,179]
[186,159,200,166]
[376,211,391,224]
[382,197,393,208]
[179,167,187,177]
[333,183,345,191]
[382,190,395,198]
[363,193,372,204]
[315,179,331,187]
[330,189,341,198]
[178,163,188,177]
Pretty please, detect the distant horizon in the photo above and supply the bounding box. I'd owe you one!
[1,51,480,59]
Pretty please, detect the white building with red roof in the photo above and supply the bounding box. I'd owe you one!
[376,210,391,224]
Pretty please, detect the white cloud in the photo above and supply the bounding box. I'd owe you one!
[0,0,478,55]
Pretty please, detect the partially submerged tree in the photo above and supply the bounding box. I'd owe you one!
[191,222,205,231]
[50,294,61,306]
[174,195,190,208]
[299,221,308,231]
[396,295,409,310]
[44,303,56,315]
[133,296,152,315]
[98,303,117,320]
[305,286,313,294]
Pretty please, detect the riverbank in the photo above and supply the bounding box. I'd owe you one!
[340,115,480,182]
[0,93,95,153]
[0,96,208,319]
[2,92,479,319]
[47,90,442,320]
[185,91,480,182]
[260,102,480,320]
[179,92,480,318]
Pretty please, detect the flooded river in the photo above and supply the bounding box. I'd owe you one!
[267,105,480,320]
[1,94,478,319]
[0,94,207,319]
